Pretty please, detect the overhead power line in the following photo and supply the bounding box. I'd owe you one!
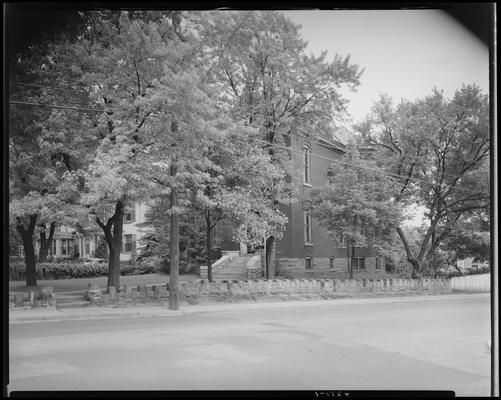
[9,100,103,113]
[8,97,484,195]
[229,131,486,196]
[261,126,485,183]
[10,81,90,94]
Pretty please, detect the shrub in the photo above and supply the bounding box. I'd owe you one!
[9,261,156,281]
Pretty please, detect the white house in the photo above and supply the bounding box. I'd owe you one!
[34,203,151,262]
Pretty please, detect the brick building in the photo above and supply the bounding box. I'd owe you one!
[220,131,399,280]
[274,133,394,279]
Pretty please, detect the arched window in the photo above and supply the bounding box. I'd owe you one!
[303,145,311,184]
[326,168,334,183]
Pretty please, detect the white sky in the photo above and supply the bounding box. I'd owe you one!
[283,10,490,226]
[283,10,489,124]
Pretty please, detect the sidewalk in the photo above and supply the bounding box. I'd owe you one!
[9,292,489,324]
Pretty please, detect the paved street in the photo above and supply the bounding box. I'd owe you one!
[8,295,491,396]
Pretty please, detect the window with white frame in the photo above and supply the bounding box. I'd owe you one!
[375,257,381,270]
[305,257,312,270]
[353,257,365,270]
[303,145,311,185]
[124,206,136,223]
[123,234,136,253]
[61,239,67,255]
[304,211,312,244]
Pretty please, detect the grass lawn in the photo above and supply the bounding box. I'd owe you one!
[9,273,201,294]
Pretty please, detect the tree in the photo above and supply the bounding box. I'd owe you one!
[199,11,363,277]
[310,145,403,279]
[54,10,208,294]
[138,196,206,272]
[8,17,93,285]
[438,211,490,273]
[191,120,288,281]
[357,85,489,277]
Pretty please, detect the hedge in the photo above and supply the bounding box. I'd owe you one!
[9,262,155,281]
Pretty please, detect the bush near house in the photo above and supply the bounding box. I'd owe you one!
[9,262,155,281]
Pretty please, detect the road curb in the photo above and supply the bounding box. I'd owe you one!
[9,292,489,323]
[180,292,490,314]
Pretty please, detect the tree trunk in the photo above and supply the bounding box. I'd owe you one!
[396,226,421,278]
[169,163,180,310]
[38,222,56,263]
[346,237,352,279]
[206,211,213,282]
[16,215,38,287]
[110,200,124,289]
[350,240,356,280]
[265,235,276,279]
[96,200,124,290]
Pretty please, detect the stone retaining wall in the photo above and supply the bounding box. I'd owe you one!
[13,287,56,308]
[84,277,451,305]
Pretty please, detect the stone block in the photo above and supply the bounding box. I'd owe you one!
[102,293,111,305]
[208,281,218,294]
[178,282,188,294]
[107,286,118,300]
[324,279,334,293]
[29,291,38,307]
[199,280,210,295]
[300,279,308,292]
[240,280,250,294]
[308,280,318,294]
[261,280,271,295]
[137,285,147,299]
[37,287,55,306]
[270,280,279,295]
[216,281,227,294]
[227,281,237,296]
[123,285,133,299]
[346,280,357,293]
[86,288,102,302]
[153,284,166,300]
[253,280,263,294]
[279,279,290,294]
[14,294,25,307]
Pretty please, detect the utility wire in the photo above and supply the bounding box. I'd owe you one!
[9,100,103,113]
[261,125,486,182]
[8,96,485,195]
[10,82,90,94]
[229,131,486,196]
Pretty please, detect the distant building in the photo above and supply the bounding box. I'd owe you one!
[34,203,150,262]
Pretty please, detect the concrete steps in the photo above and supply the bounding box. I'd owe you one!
[212,255,256,281]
